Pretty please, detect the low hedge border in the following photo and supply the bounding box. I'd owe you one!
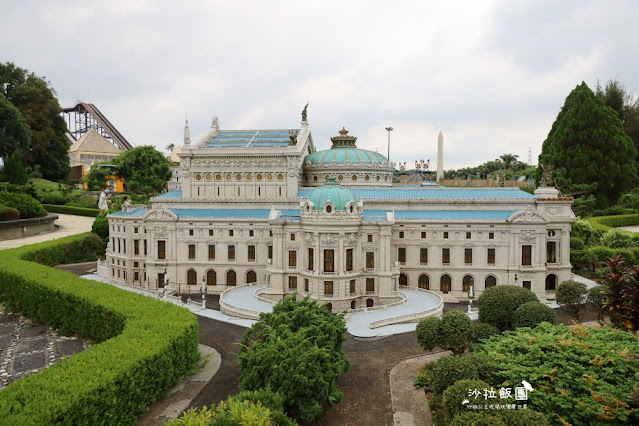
[0,233,199,424]
[43,204,100,217]
[587,214,639,232]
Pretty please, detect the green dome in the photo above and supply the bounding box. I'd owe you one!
[308,178,357,211]
[304,127,388,166]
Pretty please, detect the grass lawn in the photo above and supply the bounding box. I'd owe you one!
[30,178,83,197]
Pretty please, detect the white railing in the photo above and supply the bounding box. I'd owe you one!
[369,302,444,329]
[219,281,268,319]
[254,287,278,306]
[346,291,408,315]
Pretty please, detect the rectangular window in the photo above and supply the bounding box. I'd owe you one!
[248,245,256,261]
[420,248,428,264]
[289,250,297,268]
[346,249,353,271]
[398,247,406,264]
[523,281,532,290]
[209,229,214,236]
[157,241,166,260]
[399,231,405,239]
[308,248,314,271]
[122,239,126,254]
[489,232,495,240]
[249,230,254,237]
[134,227,138,234]
[443,231,449,239]
[350,279,356,294]
[134,271,139,282]
[466,232,471,239]
[290,233,296,241]
[304,279,309,292]
[288,276,297,290]
[158,273,165,288]
[546,241,557,263]
[134,240,139,255]
[208,244,216,260]
[229,229,234,237]
[421,231,426,239]
[367,234,373,243]
[144,239,148,256]
[465,248,473,264]
[522,245,532,266]
[366,251,375,269]
[228,244,236,261]
[487,248,496,265]
[189,229,194,236]
[366,278,375,293]
[188,244,196,259]
[324,249,334,273]
[268,245,273,261]
[324,281,333,296]
[442,248,450,264]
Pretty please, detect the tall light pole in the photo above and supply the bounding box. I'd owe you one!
[385,126,394,161]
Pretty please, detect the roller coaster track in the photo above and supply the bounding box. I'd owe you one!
[62,102,132,150]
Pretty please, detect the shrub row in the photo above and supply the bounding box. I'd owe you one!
[588,214,639,232]
[43,204,100,217]
[571,245,639,270]
[0,233,199,424]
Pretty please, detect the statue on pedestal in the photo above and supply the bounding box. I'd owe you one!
[540,163,555,187]
[302,102,309,122]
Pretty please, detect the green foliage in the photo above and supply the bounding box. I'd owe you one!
[470,323,500,343]
[422,353,497,394]
[168,388,297,426]
[416,312,472,354]
[0,93,31,161]
[1,150,28,184]
[40,191,67,205]
[473,323,639,425]
[450,411,506,426]
[0,204,19,221]
[618,191,639,211]
[21,232,105,265]
[572,219,599,246]
[443,379,490,420]
[478,285,539,331]
[538,82,638,205]
[512,302,556,328]
[91,213,109,241]
[572,194,598,217]
[416,316,441,351]
[600,228,636,249]
[238,296,350,422]
[0,62,70,181]
[84,161,112,192]
[117,146,172,196]
[43,204,99,217]
[588,213,639,232]
[0,233,200,424]
[498,409,549,425]
[556,280,588,321]
[587,285,608,324]
[0,190,46,218]
[570,237,585,250]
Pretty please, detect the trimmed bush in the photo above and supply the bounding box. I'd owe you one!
[429,353,497,394]
[0,191,46,218]
[92,213,109,241]
[21,232,105,265]
[587,285,607,323]
[443,379,490,420]
[416,316,441,351]
[416,311,472,354]
[588,214,639,232]
[570,236,585,250]
[40,191,67,205]
[0,204,20,221]
[556,280,588,321]
[498,409,549,425]
[478,286,539,331]
[471,323,500,343]
[0,233,199,424]
[512,302,556,328]
[600,228,635,249]
[43,204,100,217]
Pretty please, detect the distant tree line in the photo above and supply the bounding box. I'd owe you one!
[444,153,537,181]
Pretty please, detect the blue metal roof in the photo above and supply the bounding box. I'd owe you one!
[298,187,535,200]
[155,190,183,199]
[168,209,300,220]
[204,129,299,148]
[109,209,147,217]
[363,210,517,221]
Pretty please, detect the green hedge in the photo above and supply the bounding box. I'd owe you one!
[43,204,100,217]
[0,233,199,424]
[588,214,639,232]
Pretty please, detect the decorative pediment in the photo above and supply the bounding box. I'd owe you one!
[144,208,177,221]
[507,210,549,224]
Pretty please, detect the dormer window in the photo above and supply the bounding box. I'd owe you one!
[326,205,333,213]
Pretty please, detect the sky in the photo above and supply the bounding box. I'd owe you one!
[1,0,638,171]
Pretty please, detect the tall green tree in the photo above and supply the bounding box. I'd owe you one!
[596,78,639,162]
[538,82,637,206]
[1,150,28,184]
[0,94,31,161]
[0,62,70,181]
[116,146,172,196]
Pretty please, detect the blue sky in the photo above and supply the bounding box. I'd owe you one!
[2,0,638,170]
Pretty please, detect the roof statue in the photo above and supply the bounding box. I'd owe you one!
[211,116,220,131]
[540,163,555,187]
[302,102,309,122]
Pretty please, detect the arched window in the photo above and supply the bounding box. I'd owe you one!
[440,274,451,294]
[227,270,236,286]
[187,269,197,285]
[206,270,216,286]
[350,300,356,309]
[326,303,333,312]
[485,275,497,288]
[399,273,408,287]
[545,274,557,291]
[462,275,474,292]
[246,270,257,284]
[418,274,430,289]
[366,298,374,307]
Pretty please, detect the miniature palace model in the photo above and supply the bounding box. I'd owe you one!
[100,112,574,314]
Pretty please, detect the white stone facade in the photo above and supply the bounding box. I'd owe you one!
[103,118,574,311]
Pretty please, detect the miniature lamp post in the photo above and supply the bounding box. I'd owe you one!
[201,276,207,308]
[163,268,168,299]
[467,277,475,314]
